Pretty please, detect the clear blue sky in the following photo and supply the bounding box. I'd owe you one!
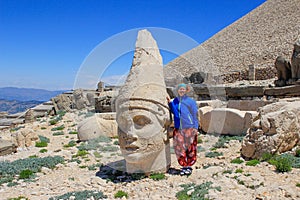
[0,0,266,90]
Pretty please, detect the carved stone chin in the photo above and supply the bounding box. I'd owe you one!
[116,29,171,173]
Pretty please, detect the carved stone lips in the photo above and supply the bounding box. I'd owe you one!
[125,145,139,152]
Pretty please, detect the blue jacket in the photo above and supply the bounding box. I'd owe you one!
[168,95,198,129]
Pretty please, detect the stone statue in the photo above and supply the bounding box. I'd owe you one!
[291,39,300,82]
[115,29,171,174]
[73,89,88,110]
[274,56,291,87]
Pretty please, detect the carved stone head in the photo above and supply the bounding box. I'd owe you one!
[115,30,171,173]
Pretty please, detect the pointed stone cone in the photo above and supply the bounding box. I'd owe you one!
[116,29,171,174]
[118,29,168,104]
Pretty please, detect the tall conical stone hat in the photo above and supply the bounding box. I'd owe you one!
[116,29,169,115]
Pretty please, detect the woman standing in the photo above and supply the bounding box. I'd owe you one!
[167,83,199,175]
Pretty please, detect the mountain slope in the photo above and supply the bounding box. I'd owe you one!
[0,87,65,101]
[164,0,300,81]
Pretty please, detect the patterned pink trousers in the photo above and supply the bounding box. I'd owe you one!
[173,128,198,167]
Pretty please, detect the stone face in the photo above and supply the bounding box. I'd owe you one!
[241,101,300,159]
[77,113,118,141]
[199,107,257,135]
[72,89,88,110]
[115,29,171,173]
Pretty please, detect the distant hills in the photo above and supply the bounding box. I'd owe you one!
[0,87,66,101]
[0,99,43,114]
[0,87,66,114]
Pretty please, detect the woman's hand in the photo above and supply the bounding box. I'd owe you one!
[166,96,171,103]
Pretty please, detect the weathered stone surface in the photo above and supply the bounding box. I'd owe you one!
[199,107,257,135]
[51,93,72,112]
[11,127,39,148]
[95,90,118,113]
[241,101,300,159]
[291,39,300,81]
[274,55,291,87]
[77,113,118,141]
[24,109,35,123]
[227,100,273,111]
[0,139,16,156]
[72,89,88,110]
[115,29,171,173]
[264,85,300,97]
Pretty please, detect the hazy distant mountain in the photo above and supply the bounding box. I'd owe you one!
[0,87,66,101]
[0,99,43,114]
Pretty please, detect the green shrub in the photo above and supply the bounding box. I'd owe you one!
[176,182,221,200]
[51,125,65,131]
[19,169,34,179]
[222,170,232,174]
[77,136,112,151]
[296,149,300,157]
[0,156,64,185]
[260,152,274,162]
[113,140,119,145]
[296,183,300,187]
[197,137,203,144]
[114,190,128,199]
[49,190,107,200]
[49,119,58,125]
[10,126,25,132]
[246,159,260,166]
[230,158,244,164]
[93,152,102,158]
[273,156,292,172]
[268,153,300,171]
[41,127,47,130]
[205,151,223,158]
[87,163,102,171]
[68,131,78,134]
[149,173,165,181]
[39,149,48,153]
[35,141,48,148]
[53,131,64,136]
[235,169,243,173]
[213,135,244,148]
[8,196,29,200]
[38,135,50,143]
[73,150,89,158]
[63,140,77,148]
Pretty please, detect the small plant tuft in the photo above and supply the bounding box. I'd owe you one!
[35,141,48,148]
[235,168,243,173]
[231,158,244,164]
[19,169,34,179]
[246,159,260,166]
[205,151,223,158]
[49,190,107,200]
[114,190,128,199]
[39,149,48,153]
[149,173,165,181]
[176,182,221,200]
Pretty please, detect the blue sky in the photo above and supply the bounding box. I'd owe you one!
[0,0,266,90]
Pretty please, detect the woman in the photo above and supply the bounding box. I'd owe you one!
[167,83,198,175]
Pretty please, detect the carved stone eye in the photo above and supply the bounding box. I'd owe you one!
[133,115,151,128]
